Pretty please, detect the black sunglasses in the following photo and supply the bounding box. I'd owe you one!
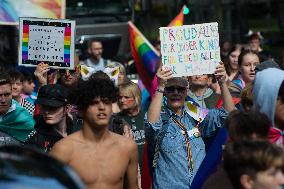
[165,86,186,93]
[59,69,77,75]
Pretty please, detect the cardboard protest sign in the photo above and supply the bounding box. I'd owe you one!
[160,22,220,77]
[19,17,75,69]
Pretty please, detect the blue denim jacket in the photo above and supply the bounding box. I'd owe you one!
[144,106,228,189]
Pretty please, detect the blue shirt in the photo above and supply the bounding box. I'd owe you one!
[144,106,228,189]
[81,58,106,71]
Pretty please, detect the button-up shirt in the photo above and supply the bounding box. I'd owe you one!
[145,106,228,189]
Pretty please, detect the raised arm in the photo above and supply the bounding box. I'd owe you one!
[147,66,172,123]
[215,62,235,112]
[34,62,49,88]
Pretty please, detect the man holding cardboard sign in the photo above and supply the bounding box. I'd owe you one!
[145,62,234,188]
[144,22,234,188]
[159,22,221,77]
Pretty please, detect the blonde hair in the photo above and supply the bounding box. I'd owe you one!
[119,81,141,109]
[106,61,126,75]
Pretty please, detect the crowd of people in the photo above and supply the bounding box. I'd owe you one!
[0,31,284,189]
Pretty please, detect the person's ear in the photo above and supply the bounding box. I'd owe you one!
[65,104,71,114]
[240,174,254,189]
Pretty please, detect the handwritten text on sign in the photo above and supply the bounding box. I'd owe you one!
[159,22,220,77]
[19,18,75,69]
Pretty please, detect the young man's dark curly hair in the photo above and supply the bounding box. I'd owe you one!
[69,77,119,112]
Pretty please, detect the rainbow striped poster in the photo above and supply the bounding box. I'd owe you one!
[19,17,75,69]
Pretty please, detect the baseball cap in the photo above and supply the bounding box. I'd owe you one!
[36,84,69,108]
[166,77,189,88]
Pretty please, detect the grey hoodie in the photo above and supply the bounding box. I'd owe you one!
[188,88,214,108]
[253,68,284,126]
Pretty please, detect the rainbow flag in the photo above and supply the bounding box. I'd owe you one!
[0,0,64,25]
[140,7,188,189]
[168,5,186,26]
[128,21,160,92]
[143,5,186,97]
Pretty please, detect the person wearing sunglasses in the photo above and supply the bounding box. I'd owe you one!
[145,63,234,189]
[57,64,81,88]
[34,56,82,125]
[34,55,81,89]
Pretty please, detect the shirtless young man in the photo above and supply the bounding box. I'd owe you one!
[50,77,139,189]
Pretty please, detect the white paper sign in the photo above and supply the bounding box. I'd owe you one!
[19,17,75,69]
[159,22,220,77]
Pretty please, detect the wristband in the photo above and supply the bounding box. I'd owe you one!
[156,88,164,93]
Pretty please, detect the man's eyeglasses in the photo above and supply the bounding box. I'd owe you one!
[165,86,186,94]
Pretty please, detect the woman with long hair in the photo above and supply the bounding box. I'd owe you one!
[232,49,260,90]
[224,45,242,81]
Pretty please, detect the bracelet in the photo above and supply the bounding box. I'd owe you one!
[156,88,164,93]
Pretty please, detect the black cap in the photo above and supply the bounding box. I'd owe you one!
[36,84,69,108]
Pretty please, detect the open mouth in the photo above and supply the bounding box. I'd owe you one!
[249,73,255,77]
[97,113,107,119]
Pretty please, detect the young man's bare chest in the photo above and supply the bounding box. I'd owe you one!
[68,141,130,187]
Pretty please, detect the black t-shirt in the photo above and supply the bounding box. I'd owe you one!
[117,110,146,168]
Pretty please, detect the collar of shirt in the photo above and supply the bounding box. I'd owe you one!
[7,100,16,114]
[166,106,187,121]
[0,100,16,121]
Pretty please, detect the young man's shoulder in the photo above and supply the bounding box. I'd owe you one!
[50,131,82,163]
[111,132,137,152]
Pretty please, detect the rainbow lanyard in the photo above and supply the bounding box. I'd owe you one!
[171,116,201,174]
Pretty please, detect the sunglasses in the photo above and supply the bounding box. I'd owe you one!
[165,86,186,93]
[59,69,78,75]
